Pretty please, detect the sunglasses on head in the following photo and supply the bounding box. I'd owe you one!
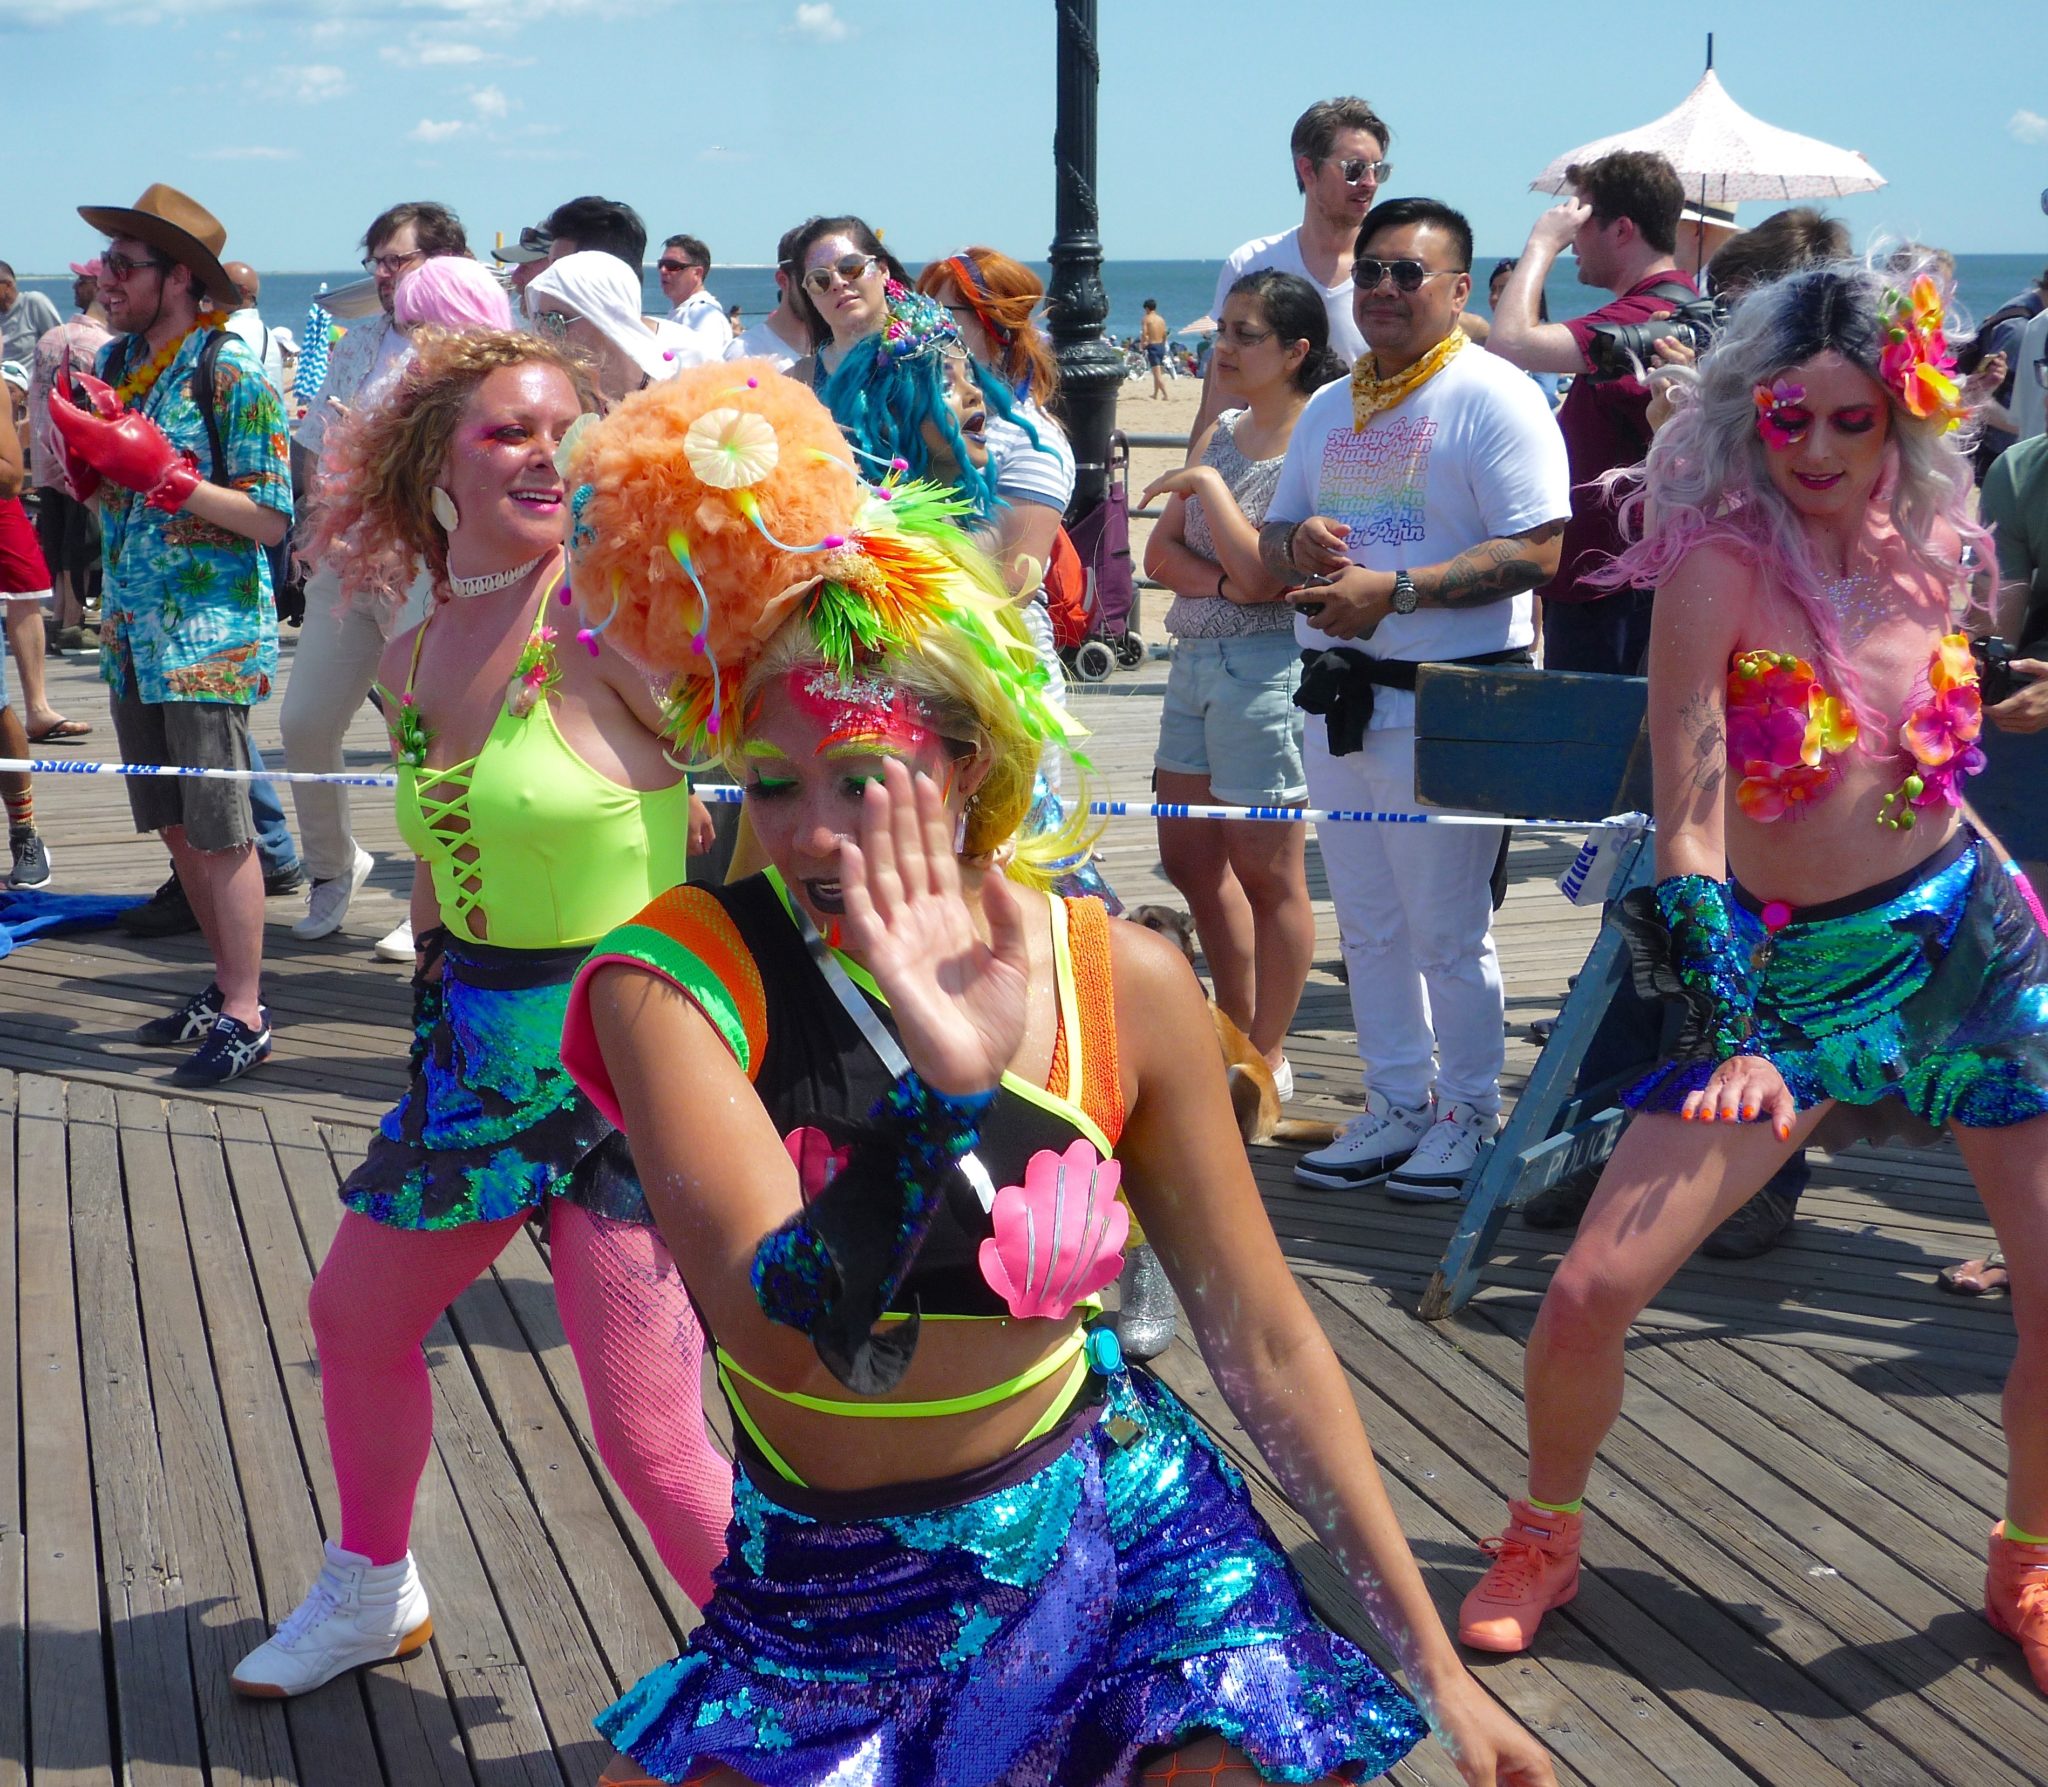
[1352,257,1459,294]
[802,253,879,296]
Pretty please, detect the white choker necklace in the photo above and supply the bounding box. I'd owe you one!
[447,554,547,599]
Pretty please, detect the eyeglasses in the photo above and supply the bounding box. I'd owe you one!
[1214,323,1275,349]
[100,250,167,281]
[657,259,703,276]
[802,253,879,296]
[1352,258,1460,294]
[363,249,426,276]
[1333,157,1392,186]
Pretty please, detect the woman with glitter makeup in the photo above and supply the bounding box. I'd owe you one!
[554,363,1554,1786]
[231,331,729,1701]
[1454,263,2048,1694]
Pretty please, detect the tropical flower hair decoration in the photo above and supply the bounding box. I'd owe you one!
[557,357,1075,765]
[1876,276,1965,432]
[1752,378,1808,451]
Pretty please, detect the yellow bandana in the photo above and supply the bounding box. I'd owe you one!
[1349,327,1466,431]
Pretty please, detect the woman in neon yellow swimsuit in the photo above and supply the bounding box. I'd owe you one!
[550,362,1552,1785]
[231,331,732,1701]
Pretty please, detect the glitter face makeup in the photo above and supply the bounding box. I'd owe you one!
[784,666,942,758]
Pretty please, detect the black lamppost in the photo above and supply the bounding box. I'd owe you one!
[1044,0,1122,514]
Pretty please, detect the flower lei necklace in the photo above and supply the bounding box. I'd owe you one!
[114,308,231,406]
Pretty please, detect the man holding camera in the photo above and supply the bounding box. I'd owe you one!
[1488,149,1695,675]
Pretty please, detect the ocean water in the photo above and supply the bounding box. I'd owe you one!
[20,254,2041,361]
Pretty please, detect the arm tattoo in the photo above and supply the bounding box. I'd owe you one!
[1417,531,1557,608]
[1258,519,1298,579]
[1677,690,1725,799]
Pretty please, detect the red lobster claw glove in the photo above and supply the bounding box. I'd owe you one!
[49,372,204,513]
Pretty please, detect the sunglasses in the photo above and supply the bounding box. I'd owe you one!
[802,253,879,296]
[657,259,703,276]
[1333,157,1392,186]
[533,310,582,343]
[101,250,167,281]
[1352,258,1459,294]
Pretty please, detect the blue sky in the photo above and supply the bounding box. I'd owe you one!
[2,0,2043,274]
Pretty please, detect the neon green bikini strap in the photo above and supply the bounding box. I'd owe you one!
[716,1330,1092,1488]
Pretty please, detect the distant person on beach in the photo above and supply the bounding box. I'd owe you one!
[1141,297,1171,398]
[0,375,55,889]
[0,259,61,368]
[656,232,731,366]
[724,220,810,372]
[1488,149,1696,677]
[280,200,468,952]
[1192,95,1388,441]
[54,182,292,1084]
[1260,198,1568,1200]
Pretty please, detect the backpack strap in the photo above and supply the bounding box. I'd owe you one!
[189,330,229,482]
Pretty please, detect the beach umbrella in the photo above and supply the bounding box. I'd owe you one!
[1178,316,1216,338]
[1530,67,1884,206]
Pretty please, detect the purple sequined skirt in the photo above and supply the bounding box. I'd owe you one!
[597,1367,1425,1784]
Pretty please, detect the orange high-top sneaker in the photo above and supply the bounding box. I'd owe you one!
[1986,1522,2048,1695]
[1458,1497,1584,1653]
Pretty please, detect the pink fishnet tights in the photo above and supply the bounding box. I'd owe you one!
[310,1205,731,1605]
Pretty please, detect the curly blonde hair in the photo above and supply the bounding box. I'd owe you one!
[309,329,596,616]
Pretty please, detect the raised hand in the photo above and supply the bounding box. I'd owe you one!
[838,760,1030,1097]
[1682,1052,1797,1141]
[50,371,202,512]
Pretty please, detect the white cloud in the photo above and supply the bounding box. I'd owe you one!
[2012,110,2048,145]
[409,118,466,144]
[195,145,301,161]
[789,3,849,43]
[469,84,511,119]
[382,36,487,65]
[276,62,349,102]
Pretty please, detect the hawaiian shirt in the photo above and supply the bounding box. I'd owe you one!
[94,328,291,706]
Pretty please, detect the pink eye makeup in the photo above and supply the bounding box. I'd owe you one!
[1753,379,1809,450]
[1830,406,1879,435]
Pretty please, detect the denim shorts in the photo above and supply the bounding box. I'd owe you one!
[1154,632,1306,804]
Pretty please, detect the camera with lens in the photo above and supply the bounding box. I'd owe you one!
[1581,283,1724,384]
[1973,635,2018,708]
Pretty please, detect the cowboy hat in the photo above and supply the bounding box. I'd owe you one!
[77,183,234,305]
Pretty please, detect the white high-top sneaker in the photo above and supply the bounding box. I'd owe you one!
[231,1539,432,1698]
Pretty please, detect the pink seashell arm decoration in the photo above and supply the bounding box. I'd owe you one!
[977,1139,1130,1321]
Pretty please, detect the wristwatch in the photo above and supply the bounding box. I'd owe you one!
[1389,570,1420,614]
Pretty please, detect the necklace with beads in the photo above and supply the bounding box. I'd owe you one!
[114,309,230,406]
[447,553,549,599]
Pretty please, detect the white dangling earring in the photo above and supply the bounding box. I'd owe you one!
[430,487,460,532]
[954,809,969,854]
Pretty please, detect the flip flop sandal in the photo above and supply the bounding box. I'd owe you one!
[1937,1248,2009,1297]
[27,717,92,743]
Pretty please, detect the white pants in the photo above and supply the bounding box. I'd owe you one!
[278,562,430,880]
[1303,722,1505,1115]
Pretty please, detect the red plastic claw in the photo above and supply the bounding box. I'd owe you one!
[65,369,126,421]
[48,380,197,510]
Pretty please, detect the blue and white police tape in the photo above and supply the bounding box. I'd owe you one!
[0,757,1626,833]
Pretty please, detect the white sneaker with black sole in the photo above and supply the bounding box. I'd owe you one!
[293,844,374,941]
[1384,1104,1497,1202]
[1293,1089,1434,1190]
[231,1539,433,1698]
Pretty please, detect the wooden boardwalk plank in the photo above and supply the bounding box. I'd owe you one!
[17,1074,116,1786]
[0,1073,23,1787]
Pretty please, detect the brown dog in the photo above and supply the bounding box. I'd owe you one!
[1125,904,1338,1149]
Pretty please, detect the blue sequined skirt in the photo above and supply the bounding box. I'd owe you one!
[1624,833,2048,1137]
[597,1367,1425,1784]
[340,939,652,1231]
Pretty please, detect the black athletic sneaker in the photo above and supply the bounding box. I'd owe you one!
[135,982,225,1047]
[119,874,200,938]
[172,1009,273,1086]
[264,864,309,898]
[8,826,52,889]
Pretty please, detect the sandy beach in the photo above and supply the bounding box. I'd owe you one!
[1114,370,1206,642]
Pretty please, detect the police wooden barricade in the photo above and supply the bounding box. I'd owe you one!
[1409,665,1653,1320]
